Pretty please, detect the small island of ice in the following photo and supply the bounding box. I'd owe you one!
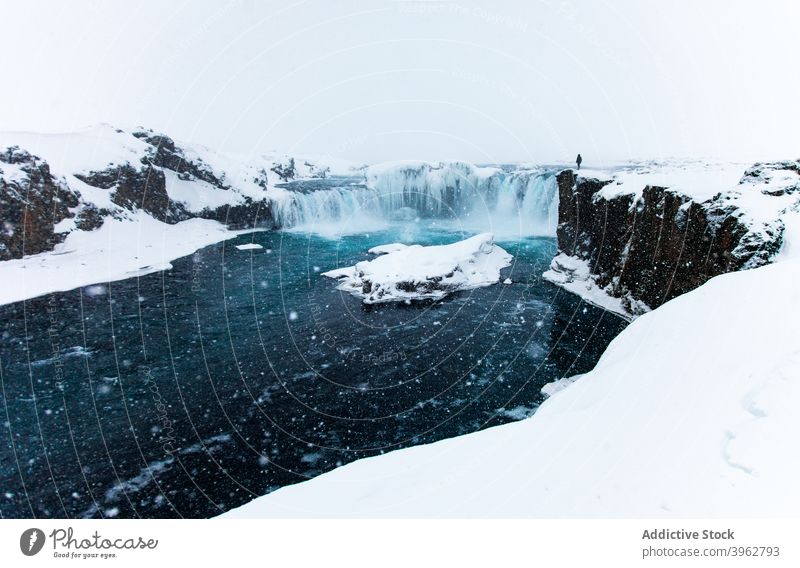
[323,233,512,304]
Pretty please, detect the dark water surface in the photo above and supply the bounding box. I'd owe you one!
[0,225,627,518]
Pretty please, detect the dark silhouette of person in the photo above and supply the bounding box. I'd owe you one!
[576,154,583,170]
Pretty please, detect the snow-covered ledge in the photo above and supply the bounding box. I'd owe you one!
[0,213,250,305]
[542,253,644,320]
[224,217,800,517]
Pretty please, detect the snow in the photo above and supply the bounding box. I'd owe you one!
[235,243,263,251]
[163,170,241,213]
[368,243,409,255]
[0,160,30,185]
[592,160,748,203]
[322,233,512,304]
[539,374,582,398]
[0,213,245,305]
[66,174,120,211]
[0,124,150,176]
[542,253,637,319]
[226,251,800,517]
[573,167,614,182]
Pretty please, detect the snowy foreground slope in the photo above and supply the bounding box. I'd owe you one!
[323,233,512,303]
[226,227,800,517]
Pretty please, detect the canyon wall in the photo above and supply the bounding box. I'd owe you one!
[0,129,281,261]
[550,166,795,313]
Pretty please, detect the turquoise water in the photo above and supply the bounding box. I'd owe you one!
[0,222,627,518]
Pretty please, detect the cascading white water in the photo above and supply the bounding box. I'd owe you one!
[271,161,559,239]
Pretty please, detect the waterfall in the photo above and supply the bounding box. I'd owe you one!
[271,162,559,239]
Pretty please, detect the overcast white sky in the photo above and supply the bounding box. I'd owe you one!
[1,0,797,165]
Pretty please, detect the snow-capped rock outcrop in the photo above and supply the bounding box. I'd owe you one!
[547,161,798,315]
[0,124,347,260]
[323,233,512,303]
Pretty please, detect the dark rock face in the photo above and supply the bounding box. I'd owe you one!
[73,204,106,231]
[0,148,79,260]
[0,129,289,260]
[554,170,785,311]
[198,198,276,230]
[76,164,188,223]
[74,158,276,230]
[270,157,296,182]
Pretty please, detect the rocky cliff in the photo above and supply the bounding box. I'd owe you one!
[547,162,798,314]
[0,147,79,259]
[0,126,326,260]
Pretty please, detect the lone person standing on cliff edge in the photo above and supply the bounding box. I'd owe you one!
[576,153,582,170]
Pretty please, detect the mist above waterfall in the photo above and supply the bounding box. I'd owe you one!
[272,161,559,241]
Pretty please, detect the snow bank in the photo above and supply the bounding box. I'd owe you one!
[542,253,639,319]
[0,124,150,176]
[594,160,747,203]
[227,254,800,517]
[367,243,409,255]
[323,233,512,303]
[0,213,245,304]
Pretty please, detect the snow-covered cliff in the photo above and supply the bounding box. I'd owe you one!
[545,160,798,316]
[0,124,354,262]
